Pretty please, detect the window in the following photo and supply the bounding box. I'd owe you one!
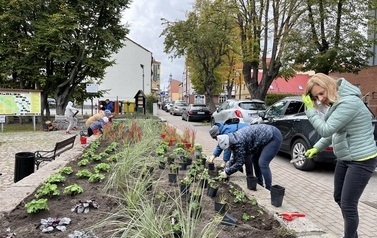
[285,101,304,115]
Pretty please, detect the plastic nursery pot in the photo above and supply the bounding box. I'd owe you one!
[246,176,258,191]
[179,162,188,170]
[186,158,193,165]
[167,157,174,164]
[206,186,218,198]
[168,173,177,183]
[214,202,227,215]
[207,162,215,171]
[221,213,238,227]
[201,158,206,166]
[270,185,285,207]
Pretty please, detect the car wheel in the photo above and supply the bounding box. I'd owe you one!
[291,138,316,171]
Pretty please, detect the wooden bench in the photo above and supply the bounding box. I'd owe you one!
[34,135,77,169]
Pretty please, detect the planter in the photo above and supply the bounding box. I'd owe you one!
[246,176,258,191]
[199,179,208,189]
[270,185,285,207]
[180,183,190,194]
[190,206,202,219]
[186,158,193,165]
[168,173,177,183]
[179,162,188,170]
[159,162,166,170]
[207,162,215,171]
[214,202,227,214]
[206,186,218,198]
[221,213,237,226]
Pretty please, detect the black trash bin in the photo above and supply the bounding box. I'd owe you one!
[14,152,35,183]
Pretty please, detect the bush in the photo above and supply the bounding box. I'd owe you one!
[146,94,158,113]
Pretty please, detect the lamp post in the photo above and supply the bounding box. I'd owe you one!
[140,64,144,92]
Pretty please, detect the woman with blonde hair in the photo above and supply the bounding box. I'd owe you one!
[302,73,377,238]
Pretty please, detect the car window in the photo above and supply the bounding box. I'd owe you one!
[176,103,188,106]
[284,101,304,115]
[192,105,208,109]
[219,101,230,110]
[267,100,287,116]
[239,102,266,110]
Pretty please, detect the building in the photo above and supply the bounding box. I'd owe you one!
[99,38,155,102]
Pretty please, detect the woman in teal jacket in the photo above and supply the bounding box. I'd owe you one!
[303,73,377,238]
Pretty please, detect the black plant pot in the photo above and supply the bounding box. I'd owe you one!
[199,179,208,189]
[167,157,174,164]
[246,176,258,191]
[168,173,177,183]
[270,185,285,207]
[214,202,227,214]
[201,158,206,166]
[180,183,190,194]
[186,158,193,165]
[207,162,215,171]
[190,206,202,219]
[179,162,188,170]
[206,186,218,198]
[159,162,166,170]
[221,213,237,226]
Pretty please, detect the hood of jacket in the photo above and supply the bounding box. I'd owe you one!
[337,78,361,99]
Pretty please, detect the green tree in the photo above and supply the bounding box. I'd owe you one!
[162,0,235,110]
[285,0,376,75]
[0,0,130,117]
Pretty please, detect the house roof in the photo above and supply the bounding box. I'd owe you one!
[265,73,310,95]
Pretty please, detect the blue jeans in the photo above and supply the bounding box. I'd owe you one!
[251,127,282,190]
[333,158,377,238]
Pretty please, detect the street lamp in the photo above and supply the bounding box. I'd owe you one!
[140,64,144,92]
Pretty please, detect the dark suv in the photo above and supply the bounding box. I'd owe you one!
[261,96,377,171]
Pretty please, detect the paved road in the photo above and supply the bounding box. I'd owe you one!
[158,109,377,238]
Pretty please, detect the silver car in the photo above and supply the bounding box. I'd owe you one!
[170,101,189,116]
[211,99,266,125]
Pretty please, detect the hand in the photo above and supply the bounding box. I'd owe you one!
[302,94,314,110]
[305,148,318,159]
[207,155,216,163]
[219,171,228,179]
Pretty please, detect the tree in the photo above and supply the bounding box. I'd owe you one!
[0,0,130,117]
[232,0,304,100]
[162,0,235,110]
[286,0,376,75]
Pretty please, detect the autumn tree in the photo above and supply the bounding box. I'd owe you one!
[0,0,130,116]
[285,0,376,75]
[162,0,235,110]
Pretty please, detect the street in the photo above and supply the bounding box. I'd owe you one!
[158,109,377,237]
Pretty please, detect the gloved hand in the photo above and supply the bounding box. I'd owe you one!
[219,171,228,179]
[207,155,216,163]
[305,148,319,159]
[302,94,314,110]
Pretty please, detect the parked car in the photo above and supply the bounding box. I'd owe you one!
[260,96,377,171]
[170,101,188,116]
[181,104,212,122]
[211,99,266,126]
[164,102,173,112]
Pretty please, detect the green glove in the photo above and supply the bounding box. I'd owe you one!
[305,148,318,159]
[302,94,314,110]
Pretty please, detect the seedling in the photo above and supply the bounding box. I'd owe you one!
[35,183,60,198]
[45,173,66,184]
[94,163,111,173]
[88,173,106,183]
[76,169,92,178]
[91,154,102,162]
[63,184,84,196]
[242,213,251,221]
[59,166,73,175]
[25,198,49,213]
[78,159,90,167]
[107,154,119,163]
[104,142,118,153]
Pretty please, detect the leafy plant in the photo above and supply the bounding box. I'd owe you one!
[45,173,66,184]
[180,176,192,185]
[242,212,251,221]
[219,194,228,204]
[59,166,73,175]
[108,154,119,163]
[76,169,92,178]
[91,154,102,162]
[94,163,111,173]
[99,151,109,158]
[25,198,48,213]
[104,142,118,153]
[173,147,186,155]
[88,173,106,183]
[63,184,84,196]
[230,185,247,203]
[169,163,180,173]
[175,142,185,149]
[194,143,202,152]
[78,159,90,167]
[35,183,60,198]
[155,146,165,156]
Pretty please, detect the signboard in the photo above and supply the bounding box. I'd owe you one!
[0,90,41,116]
[86,84,99,93]
[0,115,5,123]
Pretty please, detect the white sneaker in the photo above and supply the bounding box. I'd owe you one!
[220,162,226,168]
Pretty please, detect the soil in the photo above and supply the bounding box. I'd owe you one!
[0,139,295,238]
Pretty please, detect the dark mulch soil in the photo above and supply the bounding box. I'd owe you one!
[0,139,295,238]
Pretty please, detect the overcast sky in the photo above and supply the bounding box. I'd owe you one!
[122,1,194,91]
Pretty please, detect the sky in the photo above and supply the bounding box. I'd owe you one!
[122,1,194,90]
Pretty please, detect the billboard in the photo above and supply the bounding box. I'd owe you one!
[0,89,41,116]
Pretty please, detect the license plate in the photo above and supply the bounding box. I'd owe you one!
[197,112,204,114]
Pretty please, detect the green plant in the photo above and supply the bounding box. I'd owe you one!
[242,212,251,221]
[180,176,192,185]
[59,166,73,175]
[194,143,202,152]
[45,173,66,184]
[88,173,106,183]
[78,159,90,166]
[229,185,247,203]
[175,142,185,149]
[169,163,180,173]
[173,147,186,155]
[25,198,48,213]
[76,169,92,178]
[104,142,118,153]
[63,184,84,196]
[108,154,119,162]
[35,183,60,198]
[219,194,228,204]
[94,163,111,173]
[91,154,102,162]
[155,146,165,156]
[99,151,109,158]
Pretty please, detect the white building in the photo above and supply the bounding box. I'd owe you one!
[99,38,153,101]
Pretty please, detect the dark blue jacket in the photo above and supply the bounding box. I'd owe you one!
[212,122,248,161]
[224,124,277,175]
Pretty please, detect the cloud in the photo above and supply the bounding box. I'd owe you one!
[122,1,193,89]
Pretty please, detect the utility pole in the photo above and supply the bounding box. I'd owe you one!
[140,64,144,92]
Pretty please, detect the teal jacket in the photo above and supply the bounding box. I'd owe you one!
[306,78,377,161]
